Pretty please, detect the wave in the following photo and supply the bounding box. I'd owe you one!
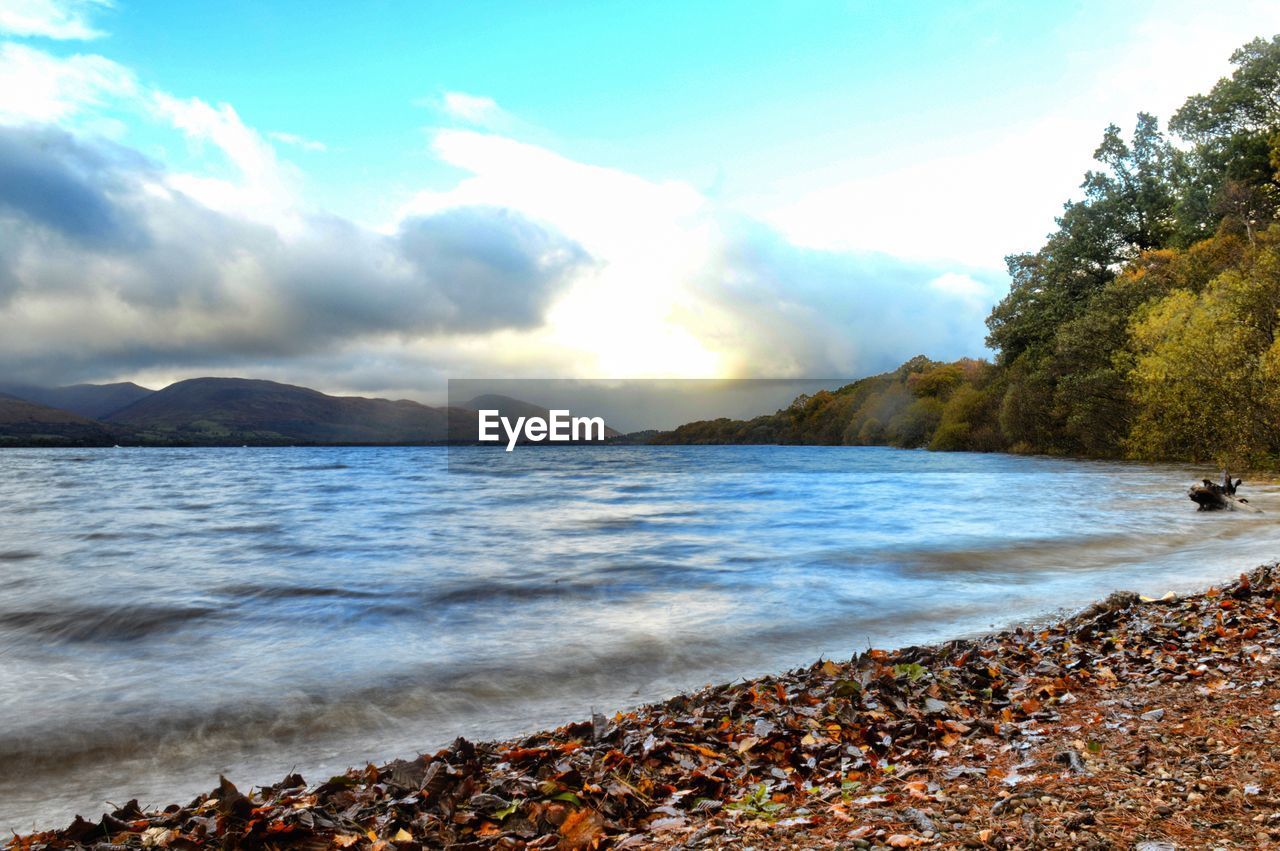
[0,593,1021,786]
[209,522,284,534]
[0,603,220,643]
[217,583,385,601]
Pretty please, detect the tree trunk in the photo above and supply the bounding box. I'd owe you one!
[1189,470,1260,512]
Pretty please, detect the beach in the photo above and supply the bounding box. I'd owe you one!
[12,562,1280,850]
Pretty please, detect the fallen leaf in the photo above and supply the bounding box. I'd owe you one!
[559,808,605,850]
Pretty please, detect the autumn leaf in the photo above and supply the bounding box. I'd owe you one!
[682,743,722,759]
[558,808,605,851]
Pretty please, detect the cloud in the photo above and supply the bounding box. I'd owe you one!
[151,98,326,230]
[0,0,110,40]
[0,124,591,384]
[0,42,134,123]
[0,46,997,391]
[403,130,994,381]
[0,122,146,247]
[683,218,998,377]
[268,130,326,152]
[440,91,505,126]
[929,271,990,303]
[154,95,278,183]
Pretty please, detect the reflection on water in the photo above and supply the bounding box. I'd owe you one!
[0,445,1274,829]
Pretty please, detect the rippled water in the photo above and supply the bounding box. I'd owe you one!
[1,445,1276,829]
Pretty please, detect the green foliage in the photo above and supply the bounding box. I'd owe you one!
[906,363,965,398]
[931,382,1003,452]
[653,355,1006,452]
[726,783,785,819]
[885,397,944,448]
[1127,238,1280,465]
[1170,36,1280,245]
[981,35,1280,468]
[893,662,927,682]
[986,115,1176,368]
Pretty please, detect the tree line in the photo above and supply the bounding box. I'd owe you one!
[656,36,1280,468]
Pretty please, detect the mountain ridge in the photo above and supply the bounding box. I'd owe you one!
[103,377,464,445]
[0,392,118,446]
[0,382,154,419]
[0,378,630,446]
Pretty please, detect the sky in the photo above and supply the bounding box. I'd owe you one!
[1,0,1278,401]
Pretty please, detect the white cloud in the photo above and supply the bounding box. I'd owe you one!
[0,45,311,230]
[0,0,110,40]
[0,42,134,123]
[439,91,507,127]
[0,125,591,386]
[398,130,992,379]
[152,93,298,226]
[930,272,989,300]
[268,130,326,152]
[0,45,595,388]
[154,95,280,188]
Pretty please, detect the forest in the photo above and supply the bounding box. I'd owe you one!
[657,36,1280,468]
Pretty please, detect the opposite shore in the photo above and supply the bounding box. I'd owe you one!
[12,563,1280,850]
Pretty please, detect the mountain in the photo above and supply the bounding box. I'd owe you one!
[0,378,153,419]
[0,378,617,447]
[105,378,465,445]
[0,393,117,446]
[0,382,154,419]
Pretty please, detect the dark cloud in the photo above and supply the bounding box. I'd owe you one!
[0,124,591,385]
[398,207,589,331]
[0,126,146,248]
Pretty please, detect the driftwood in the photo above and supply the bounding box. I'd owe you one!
[1189,470,1261,512]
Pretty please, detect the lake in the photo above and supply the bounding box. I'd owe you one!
[1,445,1275,829]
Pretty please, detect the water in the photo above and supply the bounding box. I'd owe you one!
[0,445,1275,830]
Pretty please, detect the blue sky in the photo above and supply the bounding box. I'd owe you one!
[0,0,1278,396]
[72,1,1171,224]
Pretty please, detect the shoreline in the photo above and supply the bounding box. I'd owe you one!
[12,565,1280,850]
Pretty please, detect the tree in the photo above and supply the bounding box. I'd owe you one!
[987,116,1177,367]
[1171,36,1280,141]
[1084,114,1176,251]
[1170,36,1280,243]
[1127,236,1280,464]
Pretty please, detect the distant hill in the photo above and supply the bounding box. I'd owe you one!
[0,378,601,447]
[105,378,465,445]
[0,382,154,419]
[0,393,117,446]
